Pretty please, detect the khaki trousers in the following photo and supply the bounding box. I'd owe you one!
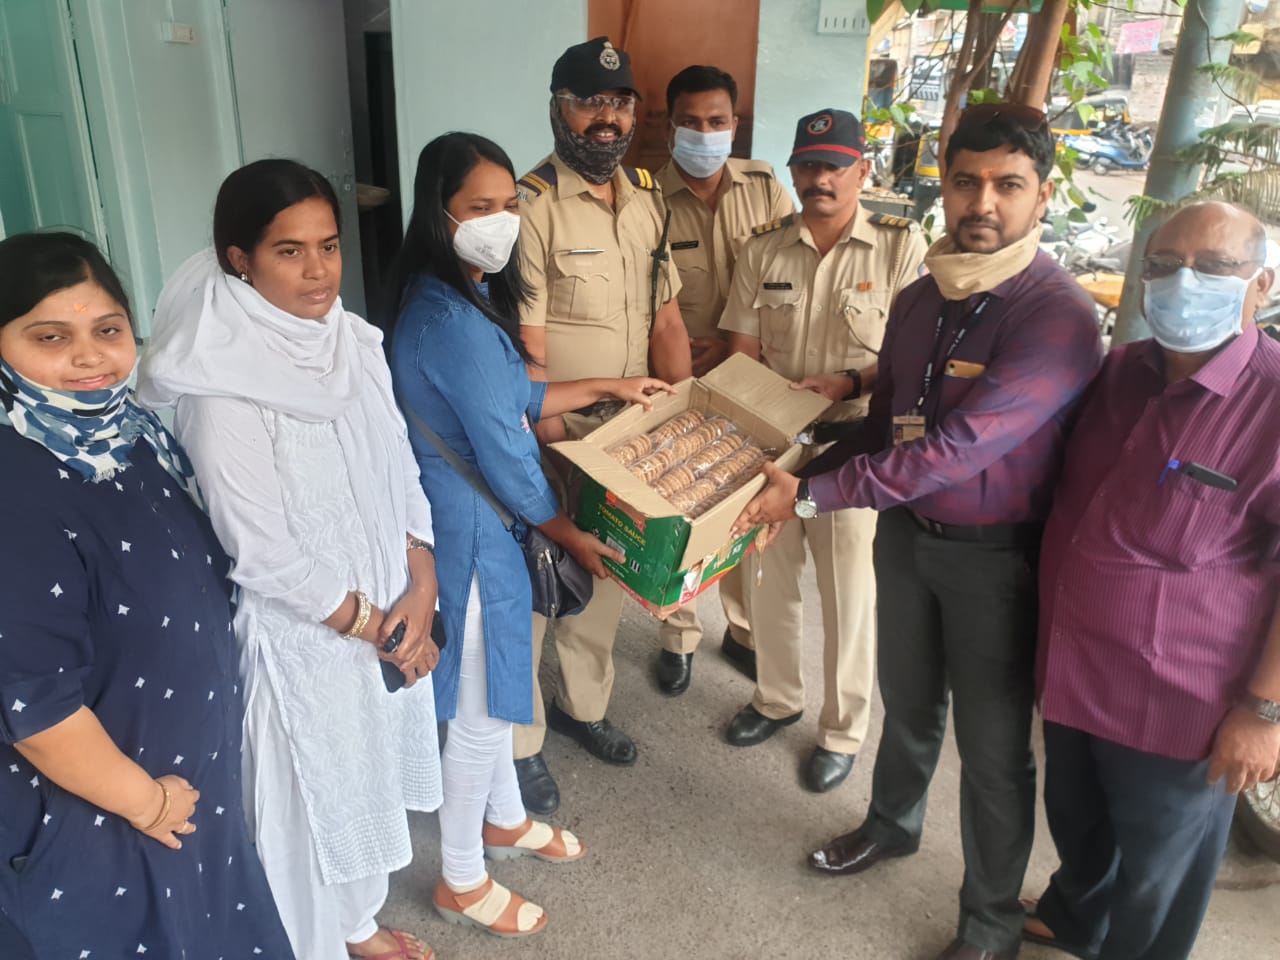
[657,564,755,655]
[746,503,878,754]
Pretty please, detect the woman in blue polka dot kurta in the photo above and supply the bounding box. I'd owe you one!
[0,233,294,958]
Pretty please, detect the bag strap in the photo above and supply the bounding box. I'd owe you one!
[397,394,518,530]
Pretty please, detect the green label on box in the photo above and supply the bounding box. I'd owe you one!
[574,477,755,610]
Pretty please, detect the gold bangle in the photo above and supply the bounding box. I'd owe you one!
[141,780,171,833]
[342,590,372,640]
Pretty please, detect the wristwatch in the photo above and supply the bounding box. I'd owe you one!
[794,479,819,519]
[838,368,862,401]
[1244,694,1280,724]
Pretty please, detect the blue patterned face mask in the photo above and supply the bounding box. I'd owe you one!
[0,358,202,504]
[1143,267,1258,353]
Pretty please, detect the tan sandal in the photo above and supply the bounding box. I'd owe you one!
[433,877,548,938]
[482,818,585,863]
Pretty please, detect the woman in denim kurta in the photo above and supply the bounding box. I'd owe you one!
[387,132,670,939]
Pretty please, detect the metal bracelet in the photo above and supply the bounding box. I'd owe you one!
[342,590,372,641]
[407,535,434,555]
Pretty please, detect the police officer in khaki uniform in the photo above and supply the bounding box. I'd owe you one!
[651,65,795,696]
[513,37,692,815]
[719,109,926,792]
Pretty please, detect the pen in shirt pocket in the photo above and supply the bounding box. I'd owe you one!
[1158,458,1238,491]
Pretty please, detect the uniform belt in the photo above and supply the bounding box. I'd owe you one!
[908,510,1041,547]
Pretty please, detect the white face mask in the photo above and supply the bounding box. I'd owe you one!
[671,126,733,179]
[1142,266,1258,353]
[446,210,520,275]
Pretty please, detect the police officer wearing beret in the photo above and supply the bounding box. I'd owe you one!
[719,108,925,792]
[513,37,692,814]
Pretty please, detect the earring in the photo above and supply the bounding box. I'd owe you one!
[238,272,250,284]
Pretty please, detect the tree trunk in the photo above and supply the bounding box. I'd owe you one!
[1004,0,1072,108]
[938,1,1018,171]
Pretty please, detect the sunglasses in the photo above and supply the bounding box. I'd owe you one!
[957,103,1050,134]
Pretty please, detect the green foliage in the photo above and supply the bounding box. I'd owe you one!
[1056,17,1111,106]
[966,87,1003,105]
[1197,63,1261,103]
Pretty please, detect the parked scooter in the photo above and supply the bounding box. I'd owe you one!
[1063,120,1152,174]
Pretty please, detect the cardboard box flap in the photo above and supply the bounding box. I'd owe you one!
[551,441,682,518]
[698,353,832,439]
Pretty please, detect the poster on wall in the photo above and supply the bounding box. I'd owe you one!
[908,56,946,103]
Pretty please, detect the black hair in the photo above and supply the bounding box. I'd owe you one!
[945,108,1055,182]
[666,65,738,117]
[212,158,342,274]
[386,132,531,362]
[0,232,132,328]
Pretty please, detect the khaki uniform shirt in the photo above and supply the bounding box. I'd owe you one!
[719,205,927,420]
[517,153,681,382]
[656,157,794,340]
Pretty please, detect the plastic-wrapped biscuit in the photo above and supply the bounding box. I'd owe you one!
[706,448,766,487]
[685,434,747,474]
[607,434,653,466]
[630,447,679,483]
[647,410,706,447]
[670,479,719,515]
[653,464,697,499]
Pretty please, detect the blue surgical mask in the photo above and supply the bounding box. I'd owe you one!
[1142,267,1258,353]
[671,126,733,179]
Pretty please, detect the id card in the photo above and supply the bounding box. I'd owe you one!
[892,414,926,446]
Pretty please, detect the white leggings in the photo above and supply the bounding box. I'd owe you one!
[438,576,527,888]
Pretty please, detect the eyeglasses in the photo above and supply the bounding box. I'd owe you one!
[1141,255,1262,281]
[555,93,637,117]
[957,103,1049,134]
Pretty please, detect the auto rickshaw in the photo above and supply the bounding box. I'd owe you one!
[1050,94,1131,137]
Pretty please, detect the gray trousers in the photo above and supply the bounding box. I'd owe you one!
[864,507,1038,954]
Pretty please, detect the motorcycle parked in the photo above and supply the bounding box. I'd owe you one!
[1063,120,1153,174]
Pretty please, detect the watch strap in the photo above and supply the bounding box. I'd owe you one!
[1245,694,1280,724]
[838,369,862,401]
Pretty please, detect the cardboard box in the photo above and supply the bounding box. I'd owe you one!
[551,354,830,618]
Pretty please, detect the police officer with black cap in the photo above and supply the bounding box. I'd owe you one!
[512,37,691,815]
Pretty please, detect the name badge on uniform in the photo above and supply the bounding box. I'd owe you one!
[763,281,793,290]
[892,414,926,446]
[671,240,699,251]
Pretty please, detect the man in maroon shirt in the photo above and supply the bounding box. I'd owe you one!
[734,104,1101,960]
[1023,203,1280,960]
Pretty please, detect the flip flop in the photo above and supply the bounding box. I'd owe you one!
[1020,898,1099,960]
[346,928,432,960]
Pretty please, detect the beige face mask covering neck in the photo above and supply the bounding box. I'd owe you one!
[923,223,1043,301]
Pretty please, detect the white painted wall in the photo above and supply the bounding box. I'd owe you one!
[391,0,587,222]
[754,0,871,204]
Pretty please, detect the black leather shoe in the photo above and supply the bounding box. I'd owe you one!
[724,703,801,746]
[547,701,637,766]
[808,824,917,876]
[655,650,693,696]
[803,746,855,792]
[934,937,1016,960]
[720,628,756,681]
[513,753,560,816]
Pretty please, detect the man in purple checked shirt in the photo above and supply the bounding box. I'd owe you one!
[734,104,1102,960]
[1021,203,1280,960]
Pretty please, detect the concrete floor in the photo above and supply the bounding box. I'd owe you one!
[384,575,1280,960]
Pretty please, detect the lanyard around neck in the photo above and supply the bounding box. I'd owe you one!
[912,295,993,413]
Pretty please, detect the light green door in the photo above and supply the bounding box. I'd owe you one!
[0,0,105,245]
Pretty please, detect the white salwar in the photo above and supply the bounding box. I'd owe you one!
[138,251,442,960]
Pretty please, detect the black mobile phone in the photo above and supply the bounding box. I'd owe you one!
[1179,461,1238,492]
[380,616,447,693]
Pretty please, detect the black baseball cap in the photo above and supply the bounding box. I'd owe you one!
[788,108,866,168]
[550,37,638,99]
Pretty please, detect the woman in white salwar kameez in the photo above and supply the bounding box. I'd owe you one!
[138,160,442,960]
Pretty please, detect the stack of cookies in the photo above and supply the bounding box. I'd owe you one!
[606,409,770,517]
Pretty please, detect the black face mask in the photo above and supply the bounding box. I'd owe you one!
[550,99,635,185]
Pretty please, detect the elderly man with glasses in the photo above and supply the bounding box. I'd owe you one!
[509,37,691,817]
[1022,201,1280,960]
[736,103,1103,960]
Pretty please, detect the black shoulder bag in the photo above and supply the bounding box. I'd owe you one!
[398,398,593,619]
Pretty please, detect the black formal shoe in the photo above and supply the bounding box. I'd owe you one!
[934,937,1016,960]
[720,628,757,681]
[808,824,916,876]
[803,746,855,792]
[724,703,801,746]
[655,650,693,696]
[547,700,637,766]
[513,753,560,816]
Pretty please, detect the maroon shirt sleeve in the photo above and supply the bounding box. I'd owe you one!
[807,294,1102,514]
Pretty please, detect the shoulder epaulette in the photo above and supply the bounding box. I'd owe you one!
[625,167,657,190]
[869,212,915,229]
[750,213,796,236]
[517,162,557,200]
